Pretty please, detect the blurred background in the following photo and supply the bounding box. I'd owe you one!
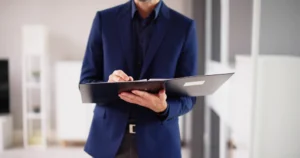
[0,0,299,158]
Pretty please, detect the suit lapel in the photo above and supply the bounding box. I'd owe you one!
[117,2,135,75]
[140,3,170,78]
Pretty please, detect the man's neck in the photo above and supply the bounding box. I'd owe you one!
[134,0,160,19]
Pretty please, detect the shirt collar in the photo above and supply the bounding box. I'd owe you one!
[131,0,162,19]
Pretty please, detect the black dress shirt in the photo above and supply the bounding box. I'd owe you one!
[129,0,162,119]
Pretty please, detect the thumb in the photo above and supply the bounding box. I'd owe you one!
[158,89,166,99]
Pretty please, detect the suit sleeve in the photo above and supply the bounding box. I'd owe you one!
[79,12,104,84]
[163,20,198,121]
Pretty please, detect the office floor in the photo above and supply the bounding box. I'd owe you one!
[0,147,190,158]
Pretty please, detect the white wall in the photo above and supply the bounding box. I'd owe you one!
[0,0,192,132]
[229,55,253,158]
[253,56,300,158]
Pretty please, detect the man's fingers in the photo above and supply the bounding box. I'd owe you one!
[109,74,126,82]
[132,90,153,99]
[113,70,129,81]
[119,95,135,104]
[108,70,133,82]
[129,76,134,81]
[119,92,146,105]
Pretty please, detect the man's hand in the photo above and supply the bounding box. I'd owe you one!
[119,89,168,113]
[108,70,133,82]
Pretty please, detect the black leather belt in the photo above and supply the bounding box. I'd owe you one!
[126,119,136,134]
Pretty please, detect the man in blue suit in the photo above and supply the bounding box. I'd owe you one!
[80,0,198,157]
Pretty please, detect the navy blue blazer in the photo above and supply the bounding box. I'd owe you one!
[80,1,198,158]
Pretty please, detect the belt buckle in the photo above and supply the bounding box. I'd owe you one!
[129,124,136,134]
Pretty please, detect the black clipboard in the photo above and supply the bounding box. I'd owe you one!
[79,73,234,104]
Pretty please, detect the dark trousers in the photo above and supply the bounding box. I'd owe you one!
[115,124,138,158]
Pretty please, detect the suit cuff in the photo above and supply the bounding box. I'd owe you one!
[157,104,169,121]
